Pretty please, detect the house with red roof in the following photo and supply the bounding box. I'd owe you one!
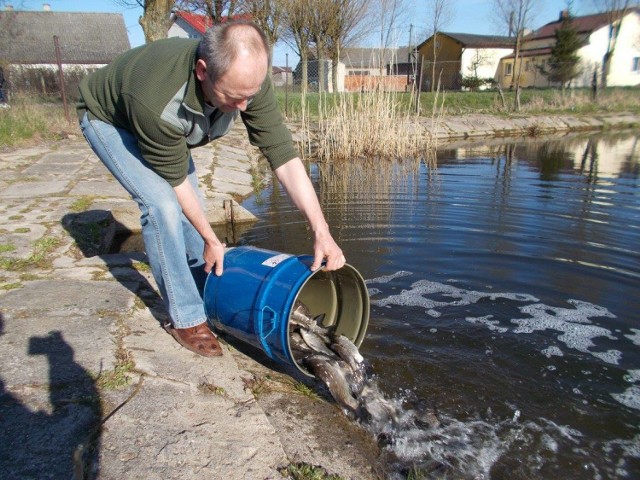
[168,11,252,39]
[498,8,640,88]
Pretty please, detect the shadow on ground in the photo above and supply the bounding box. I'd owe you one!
[0,313,103,479]
[61,210,171,327]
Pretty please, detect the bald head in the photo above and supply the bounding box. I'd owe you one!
[199,20,270,83]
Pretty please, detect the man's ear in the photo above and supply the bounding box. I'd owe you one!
[195,59,208,81]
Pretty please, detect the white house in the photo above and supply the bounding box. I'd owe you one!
[499,8,640,88]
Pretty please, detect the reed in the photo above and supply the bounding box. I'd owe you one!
[314,86,440,165]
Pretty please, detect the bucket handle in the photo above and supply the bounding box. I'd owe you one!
[257,305,278,358]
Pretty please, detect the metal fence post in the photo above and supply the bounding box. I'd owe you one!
[53,35,70,123]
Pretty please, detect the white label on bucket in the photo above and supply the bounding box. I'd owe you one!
[262,253,292,267]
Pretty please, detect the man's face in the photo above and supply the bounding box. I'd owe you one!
[196,53,267,113]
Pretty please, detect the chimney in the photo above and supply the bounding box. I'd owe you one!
[559,10,569,21]
[43,3,51,11]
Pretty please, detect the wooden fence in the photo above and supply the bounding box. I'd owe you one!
[344,75,410,92]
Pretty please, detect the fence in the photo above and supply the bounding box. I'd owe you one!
[344,75,410,92]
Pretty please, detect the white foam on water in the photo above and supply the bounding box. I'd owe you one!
[624,328,640,346]
[365,270,412,285]
[465,315,509,333]
[623,370,640,383]
[591,349,623,365]
[511,301,619,363]
[542,345,564,358]
[370,278,538,311]
[612,384,640,411]
[611,385,640,410]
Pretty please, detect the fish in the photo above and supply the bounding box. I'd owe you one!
[290,301,331,336]
[329,341,365,395]
[299,328,337,358]
[304,354,359,412]
[330,334,364,366]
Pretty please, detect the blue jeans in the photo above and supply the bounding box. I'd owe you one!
[80,112,208,328]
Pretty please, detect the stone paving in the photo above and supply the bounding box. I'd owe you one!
[0,123,382,480]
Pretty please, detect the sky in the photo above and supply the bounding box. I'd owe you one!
[13,0,603,67]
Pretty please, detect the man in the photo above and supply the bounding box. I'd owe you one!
[0,66,7,106]
[77,20,345,357]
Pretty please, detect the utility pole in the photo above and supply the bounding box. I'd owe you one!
[407,24,413,87]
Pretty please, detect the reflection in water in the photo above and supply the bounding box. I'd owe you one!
[241,131,640,478]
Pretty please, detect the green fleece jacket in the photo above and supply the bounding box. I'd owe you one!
[77,38,297,186]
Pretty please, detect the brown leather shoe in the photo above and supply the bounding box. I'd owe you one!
[164,321,223,357]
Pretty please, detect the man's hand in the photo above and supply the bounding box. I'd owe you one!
[312,229,345,271]
[203,239,225,276]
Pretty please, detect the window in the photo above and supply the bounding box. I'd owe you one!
[505,63,513,76]
[633,57,640,73]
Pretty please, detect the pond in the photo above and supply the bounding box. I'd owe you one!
[238,130,640,479]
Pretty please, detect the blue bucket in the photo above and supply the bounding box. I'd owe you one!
[203,246,370,377]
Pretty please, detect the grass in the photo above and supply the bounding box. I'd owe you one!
[95,360,135,390]
[276,86,640,119]
[69,195,95,213]
[280,462,343,480]
[0,243,16,253]
[0,235,61,271]
[0,93,78,148]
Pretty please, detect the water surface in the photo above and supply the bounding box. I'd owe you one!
[239,131,640,479]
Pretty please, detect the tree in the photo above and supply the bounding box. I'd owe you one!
[281,0,314,94]
[239,0,287,73]
[323,0,370,93]
[426,0,454,92]
[115,0,175,42]
[369,0,407,75]
[183,0,239,23]
[591,0,637,88]
[493,0,539,111]
[541,11,581,93]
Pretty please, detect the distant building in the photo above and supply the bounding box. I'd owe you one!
[293,47,414,93]
[499,8,640,88]
[168,10,252,39]
[0,8,130,70]
[272,66,292,87]
[416,33,515,90]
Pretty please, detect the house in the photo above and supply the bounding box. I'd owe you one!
[272,66,292,87]
[340,46,415,92]
[167,10,253,39]
[0,7,130,96]
[0,8,130,69]
[498,9,640,88]
[293,47,414,93]
[416,33,515,91]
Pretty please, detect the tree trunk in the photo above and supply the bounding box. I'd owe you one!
[139,0,173,43]
[431,32,437,92]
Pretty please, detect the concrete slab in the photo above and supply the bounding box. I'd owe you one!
[1,180,70,198]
